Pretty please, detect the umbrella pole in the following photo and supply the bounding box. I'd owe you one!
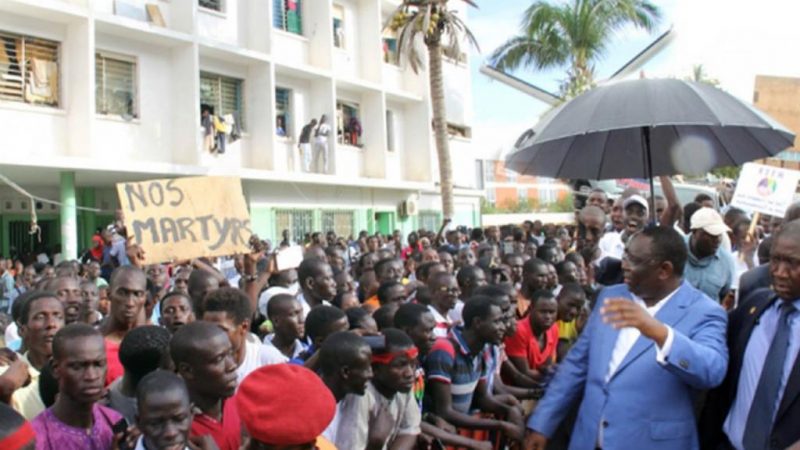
[642,126,657,224]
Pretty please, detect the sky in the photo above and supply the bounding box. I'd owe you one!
[466,0,800,160]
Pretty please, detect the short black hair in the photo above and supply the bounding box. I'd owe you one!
[136,370,189,411]
[52,323,102,360]
[683,202,703,231]
[119,325,171,383]
[555,260,576,277]
[694,193,713,203]
[378,328,414,354]
[638,225,688,276]
[346,307,371,330]
[305,305,346,343]
[0,402,28,441]
[38,359,58,407]
[558,283,586,301]
[462,295,502,329]
[170,321,225,367]
[522,257,548,275]
[373,304,400,331]
[502,253,523,264]
[109,265,146,289]
[774,220,800,243]
[319,331,369,377]
[415,261,442,282]
[159,291,193,312]
[203,287,252,324]
[298,258,328,286]
[531,289,556,307]
[374,258,400,277]
[377,281,403,305]
[456,265,484,289]
[18,290,61,325]
[266,293,298,321]
[536,245,558,260]
[473,284,510,301]
[393,303,431,330]
[564,252,584,267]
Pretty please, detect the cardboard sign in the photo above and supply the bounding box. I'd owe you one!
[116,177,252,264]
[730,163,800,217]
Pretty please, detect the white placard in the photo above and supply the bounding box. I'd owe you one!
[275,246,304,272]
[730,163,800,217]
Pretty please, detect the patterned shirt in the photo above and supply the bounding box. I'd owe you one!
[32,404,122,450]
[424,326,490,414]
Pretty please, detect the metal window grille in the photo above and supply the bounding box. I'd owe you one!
[419,211,440,233]
[95,53,137,118]
[275,87,290,136]
[200,72,244,129]
[199,0,223,12]
[321,210,354,239]
[0,31,59,106]
[275,208,313,245]
[273,0,302,34]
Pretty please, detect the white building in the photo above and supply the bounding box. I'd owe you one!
[0,0,482,260]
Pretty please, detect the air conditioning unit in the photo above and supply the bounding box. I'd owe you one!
[399,198,419,218]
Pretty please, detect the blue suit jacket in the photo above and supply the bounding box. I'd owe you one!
[528,281,729,450]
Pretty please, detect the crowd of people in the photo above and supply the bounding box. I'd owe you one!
[0,178,799,450]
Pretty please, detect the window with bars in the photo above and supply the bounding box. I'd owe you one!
[419,211,441,233]
[200,72,244,129]
[275,209,313,245]
[273,0,303,35]
[321,210,354,239]
[275,87,290,138]
[95,53,137,118]
[199,0,223,12]
[0,31,59,107]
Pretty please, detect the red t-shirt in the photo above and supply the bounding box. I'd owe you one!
[503,319,559,371]
[90,235,104,261]
[191,399,242,450]
[104,339,124,386]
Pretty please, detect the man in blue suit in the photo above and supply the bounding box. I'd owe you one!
[525,226,729,450]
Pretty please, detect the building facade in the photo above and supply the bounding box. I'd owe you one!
[753,75,800,170]
[480,158,570,212]
[0,0,482,259]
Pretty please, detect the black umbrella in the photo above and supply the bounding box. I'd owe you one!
[506,78,796,218]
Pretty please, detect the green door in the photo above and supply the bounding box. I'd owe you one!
[375,212,394,236]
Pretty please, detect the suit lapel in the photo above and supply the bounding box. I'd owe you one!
[609,282,693,381]
[777,356,800,420]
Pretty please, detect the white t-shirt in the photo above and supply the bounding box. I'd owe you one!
[257,286,293,317]
[448,300,464,327]
[236,333,275,386]
[260,334,307,365]
[315,123,331,143]
[599,231,624,260]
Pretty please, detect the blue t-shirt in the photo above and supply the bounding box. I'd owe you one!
[423,326,490,414]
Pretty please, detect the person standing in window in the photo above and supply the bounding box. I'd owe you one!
[298,118,317,173]
[314,115,331,174]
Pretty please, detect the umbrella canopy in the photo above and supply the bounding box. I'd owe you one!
[506,78,796,180]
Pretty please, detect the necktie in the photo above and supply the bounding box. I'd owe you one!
[743,301,796,450]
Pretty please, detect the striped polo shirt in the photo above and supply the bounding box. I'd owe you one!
[427,304,453,338]
[423,326,490,414]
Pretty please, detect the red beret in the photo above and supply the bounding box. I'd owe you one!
[236,364,336,446]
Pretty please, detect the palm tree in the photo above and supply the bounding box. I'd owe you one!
[387,0,478,220]
[490,0,661,98]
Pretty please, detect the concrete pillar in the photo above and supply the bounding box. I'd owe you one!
[60,172,78,261]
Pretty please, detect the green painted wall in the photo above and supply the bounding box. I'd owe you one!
[249,207,275,241]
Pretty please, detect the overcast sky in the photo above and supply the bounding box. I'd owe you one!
[467,0,800,160]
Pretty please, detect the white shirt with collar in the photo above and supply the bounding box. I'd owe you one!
[605,287,680,382]
[296,292,331,320]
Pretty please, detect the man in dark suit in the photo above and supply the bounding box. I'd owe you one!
[736,202,800,306]
[700,221,800,450]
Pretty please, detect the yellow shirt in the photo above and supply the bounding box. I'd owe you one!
[0,352,44,419]
[557,320,579,343]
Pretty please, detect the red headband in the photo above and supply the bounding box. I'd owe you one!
[371,346,419,365]
[2,421,34,450]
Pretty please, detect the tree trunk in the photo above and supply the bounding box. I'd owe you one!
[427,40,454,219]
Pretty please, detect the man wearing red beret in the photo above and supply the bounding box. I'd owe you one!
[237,364,337,450]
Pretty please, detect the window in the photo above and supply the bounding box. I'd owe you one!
[336,101,362,147]
[518,188,528,202]
[200,72,244,129]
[0,31,59,107]
[505,168,517,183]
[332,4,345,49]
[273,0,303,35]
[419,211,441,233]
[275,87,291,138]
[321,210,354,238]
[486,189,496,205]
[483,160,495,183]
[382,34,399,65]
[95,53,137,119]
[199,0,223,12]
[447,123,471,139]
[275,209,313,244]
[386,110,395,152]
